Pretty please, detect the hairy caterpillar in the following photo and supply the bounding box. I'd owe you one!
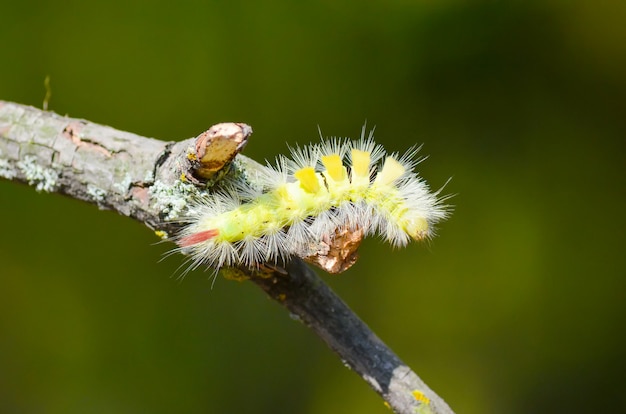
[176,128,449,273]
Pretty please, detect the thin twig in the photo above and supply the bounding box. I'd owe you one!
[0,100,455,414]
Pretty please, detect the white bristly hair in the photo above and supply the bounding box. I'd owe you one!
[174,129,450,273]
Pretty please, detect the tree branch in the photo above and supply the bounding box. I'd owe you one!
[0,100,455,414]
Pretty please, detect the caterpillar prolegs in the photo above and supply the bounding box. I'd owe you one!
[176,128,449,273]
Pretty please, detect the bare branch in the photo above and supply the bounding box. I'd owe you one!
[0,100,455,414]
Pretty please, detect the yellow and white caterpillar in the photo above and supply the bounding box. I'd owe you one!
[176,129,449,272]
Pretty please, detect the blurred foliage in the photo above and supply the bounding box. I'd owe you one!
[1,0,625,413]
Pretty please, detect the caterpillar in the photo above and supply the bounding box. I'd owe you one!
[175,128,449,273]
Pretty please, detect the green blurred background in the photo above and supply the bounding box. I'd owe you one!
[1,1,625,413]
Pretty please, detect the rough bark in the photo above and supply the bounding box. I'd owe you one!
[0,100,455,414]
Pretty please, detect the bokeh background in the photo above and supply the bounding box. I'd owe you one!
[1,1,625,413]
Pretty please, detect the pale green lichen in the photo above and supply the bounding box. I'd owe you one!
[143,169,155,183]
[148,179,207,221]
[148,157,254,222]
[86,184,106,202]
[0,159,15,180]
[16,155,59,192]
[0,150,17,180]
[113,172,133,193]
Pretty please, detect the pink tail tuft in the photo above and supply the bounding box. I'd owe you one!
[178,229,219,247]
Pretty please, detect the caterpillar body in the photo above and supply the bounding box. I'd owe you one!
[176,130,449,272]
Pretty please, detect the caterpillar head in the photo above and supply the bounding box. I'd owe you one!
[406,216,429,241]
